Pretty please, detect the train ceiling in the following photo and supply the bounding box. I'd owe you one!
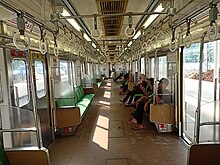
[61,0,211,61]
[68,0,154,61]
[0,0,217,62]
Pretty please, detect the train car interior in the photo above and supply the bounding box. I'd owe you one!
[0,0,220,164]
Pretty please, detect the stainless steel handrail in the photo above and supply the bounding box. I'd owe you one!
[0,127,37,133]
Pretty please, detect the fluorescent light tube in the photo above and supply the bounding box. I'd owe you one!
[92,43,97,48]
[83,33,91,41]
[133,31,141,39]
[143,4,164,29]
[61,9,81,31]
[128,41,132,47]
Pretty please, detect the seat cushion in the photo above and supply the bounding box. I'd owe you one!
[75,86,85,103]
[76,103,87,117]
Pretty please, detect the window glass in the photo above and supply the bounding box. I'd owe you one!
[158,56,167,79]
[182,42,217,142]
[150,58,155,78]
[141,57,145,74]
[75,60,81,86]
[12,59,29,106]
[35,60,46,98]
[70,61,76,86]
[60,60,68,83]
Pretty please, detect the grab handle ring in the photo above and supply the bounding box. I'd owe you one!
[207,22,218,42]
[169,40,178,52]
[125,26,136,38]
[13,32,31,51]
[183,33,192,48]
[39,40,47,54]
[91,28,101,38]
[54,45,59,57]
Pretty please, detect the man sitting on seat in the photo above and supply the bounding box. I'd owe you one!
[120,74,147,106]
[129,78,171,130]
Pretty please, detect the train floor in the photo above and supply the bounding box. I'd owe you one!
[49,79,188,165]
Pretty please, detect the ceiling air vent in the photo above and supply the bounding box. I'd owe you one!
[96,0,128,36]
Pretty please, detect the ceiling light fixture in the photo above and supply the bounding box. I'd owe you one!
[61,9,81,31]
[143,4,164,29]
[92,43,97,48]
[133,30,141,39]
[83,33,91,41]
[128,41,132,47]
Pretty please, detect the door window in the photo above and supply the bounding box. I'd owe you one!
[12,59,29,106]
[35,60,46,98]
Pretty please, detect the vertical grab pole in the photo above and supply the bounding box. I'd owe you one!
[27,51,42,148]
[195,32,207,143]
[153,49,159,103]
[50,78,56,141]
[70,55,76,107]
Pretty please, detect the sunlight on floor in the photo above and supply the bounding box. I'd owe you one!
[97,115,109,129]
[104,91,111,98]
[107,83,111,87]
[103,86,111,90]
[92,115,109,150]
[99,100,110,106]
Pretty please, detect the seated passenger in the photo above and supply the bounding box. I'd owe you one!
[129,78,171,130]
[120,74,147,106]
[119,71,130,95]
[130,78,154,108]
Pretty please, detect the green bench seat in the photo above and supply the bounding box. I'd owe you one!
[56,86,95,118]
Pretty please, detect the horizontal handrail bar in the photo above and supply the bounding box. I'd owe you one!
[199,121,220,126]
[0,127,37,133]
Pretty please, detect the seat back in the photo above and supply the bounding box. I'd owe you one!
[75,86,84,102]
[188,144,220,165]
[5,147,50,165]
[150,104,175,124]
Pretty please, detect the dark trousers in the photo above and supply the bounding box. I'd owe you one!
[133,101,145,124]
[122,90,143,104]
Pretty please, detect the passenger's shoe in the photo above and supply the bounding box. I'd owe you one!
[132,124,144,130]
[128,118,137,124]
[119,99,124,103]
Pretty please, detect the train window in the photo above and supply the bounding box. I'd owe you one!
[60,60,69,83]
[158,56,167,79]
[95,64,99,78]
[150,58,155,78]
[75,60,81,86]
[35,60,46,98]
[141,57,145,74]
[12,59,29,106]
[87,63,90,75]
[150,56,167,79]
[70,61,76,86]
